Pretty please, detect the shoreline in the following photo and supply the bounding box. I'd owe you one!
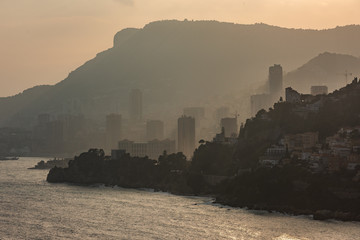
[213,198,360,222]
[47,179,359,222]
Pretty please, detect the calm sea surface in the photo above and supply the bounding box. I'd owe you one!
[1,157,360,240]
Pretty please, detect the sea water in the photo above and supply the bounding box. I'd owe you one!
[1,158,360,240]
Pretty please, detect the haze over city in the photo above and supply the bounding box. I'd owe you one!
[2,0,360,239]
[1,0,360,97]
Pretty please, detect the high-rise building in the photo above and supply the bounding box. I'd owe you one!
[220,117,238,138]
[177,116,195,159]
[269,64,283,96]
[106,114,122,150]
[311,86,328,96]
[117,139,175,160]
[183,107,205,142]
[146,120,164,141]
[129,89,142,122]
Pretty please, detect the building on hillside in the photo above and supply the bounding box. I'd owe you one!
[284,132,319,151]
[285,87,319,104]
[331,145,352,157]
[327,155,347,172]
[311,86,328,96]
[259,145,287,167]
[347,154,360,170]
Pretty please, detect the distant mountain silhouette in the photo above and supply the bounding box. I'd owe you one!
[285,52,360,93]
[0,85,53,127]
[1,20,360,128]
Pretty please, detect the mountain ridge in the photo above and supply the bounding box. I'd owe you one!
[284,52,360,93]
[1,20,360,128]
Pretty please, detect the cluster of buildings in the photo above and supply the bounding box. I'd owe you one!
[110,111,239,161]
[1,85,240,159]
[260,79,360,174]
[259,132,319,167]
[286,85,329,102]
[259,127,360,174]
[6,63,344,160]
[106,90,239,161]
[251,63,330,118]
[325,127,360,172]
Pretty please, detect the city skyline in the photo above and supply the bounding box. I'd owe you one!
[2,1,360,237]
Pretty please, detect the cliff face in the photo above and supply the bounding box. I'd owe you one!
[2,20,360,127]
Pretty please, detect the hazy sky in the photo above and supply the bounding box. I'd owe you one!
[1,0,360,97]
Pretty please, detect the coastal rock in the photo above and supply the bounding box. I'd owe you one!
[313,210,333,220]
[47,167,65,183]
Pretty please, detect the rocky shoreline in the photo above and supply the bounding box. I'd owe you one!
[29,158,70,169]
[48,172,360,222]
[214,197,360,222]
[48,174,360,222]
[47,149,360,223]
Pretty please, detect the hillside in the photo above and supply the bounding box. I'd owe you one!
[1,20,360,128]
[0,85,53,127]
[285,52,360,93]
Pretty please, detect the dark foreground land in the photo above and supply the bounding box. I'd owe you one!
[29,158,70,169]
[47,148,360,222]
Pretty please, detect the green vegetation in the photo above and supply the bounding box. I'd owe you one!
[217,165,360,216]
[191,142,236,176]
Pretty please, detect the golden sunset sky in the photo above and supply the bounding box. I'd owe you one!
[1,0,359,97]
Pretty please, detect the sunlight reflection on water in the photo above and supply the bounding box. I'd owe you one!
[0,158,360,240]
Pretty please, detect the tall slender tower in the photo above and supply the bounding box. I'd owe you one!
[177,116,195,160]
[269,64,283,96]
[129,89,142,122]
